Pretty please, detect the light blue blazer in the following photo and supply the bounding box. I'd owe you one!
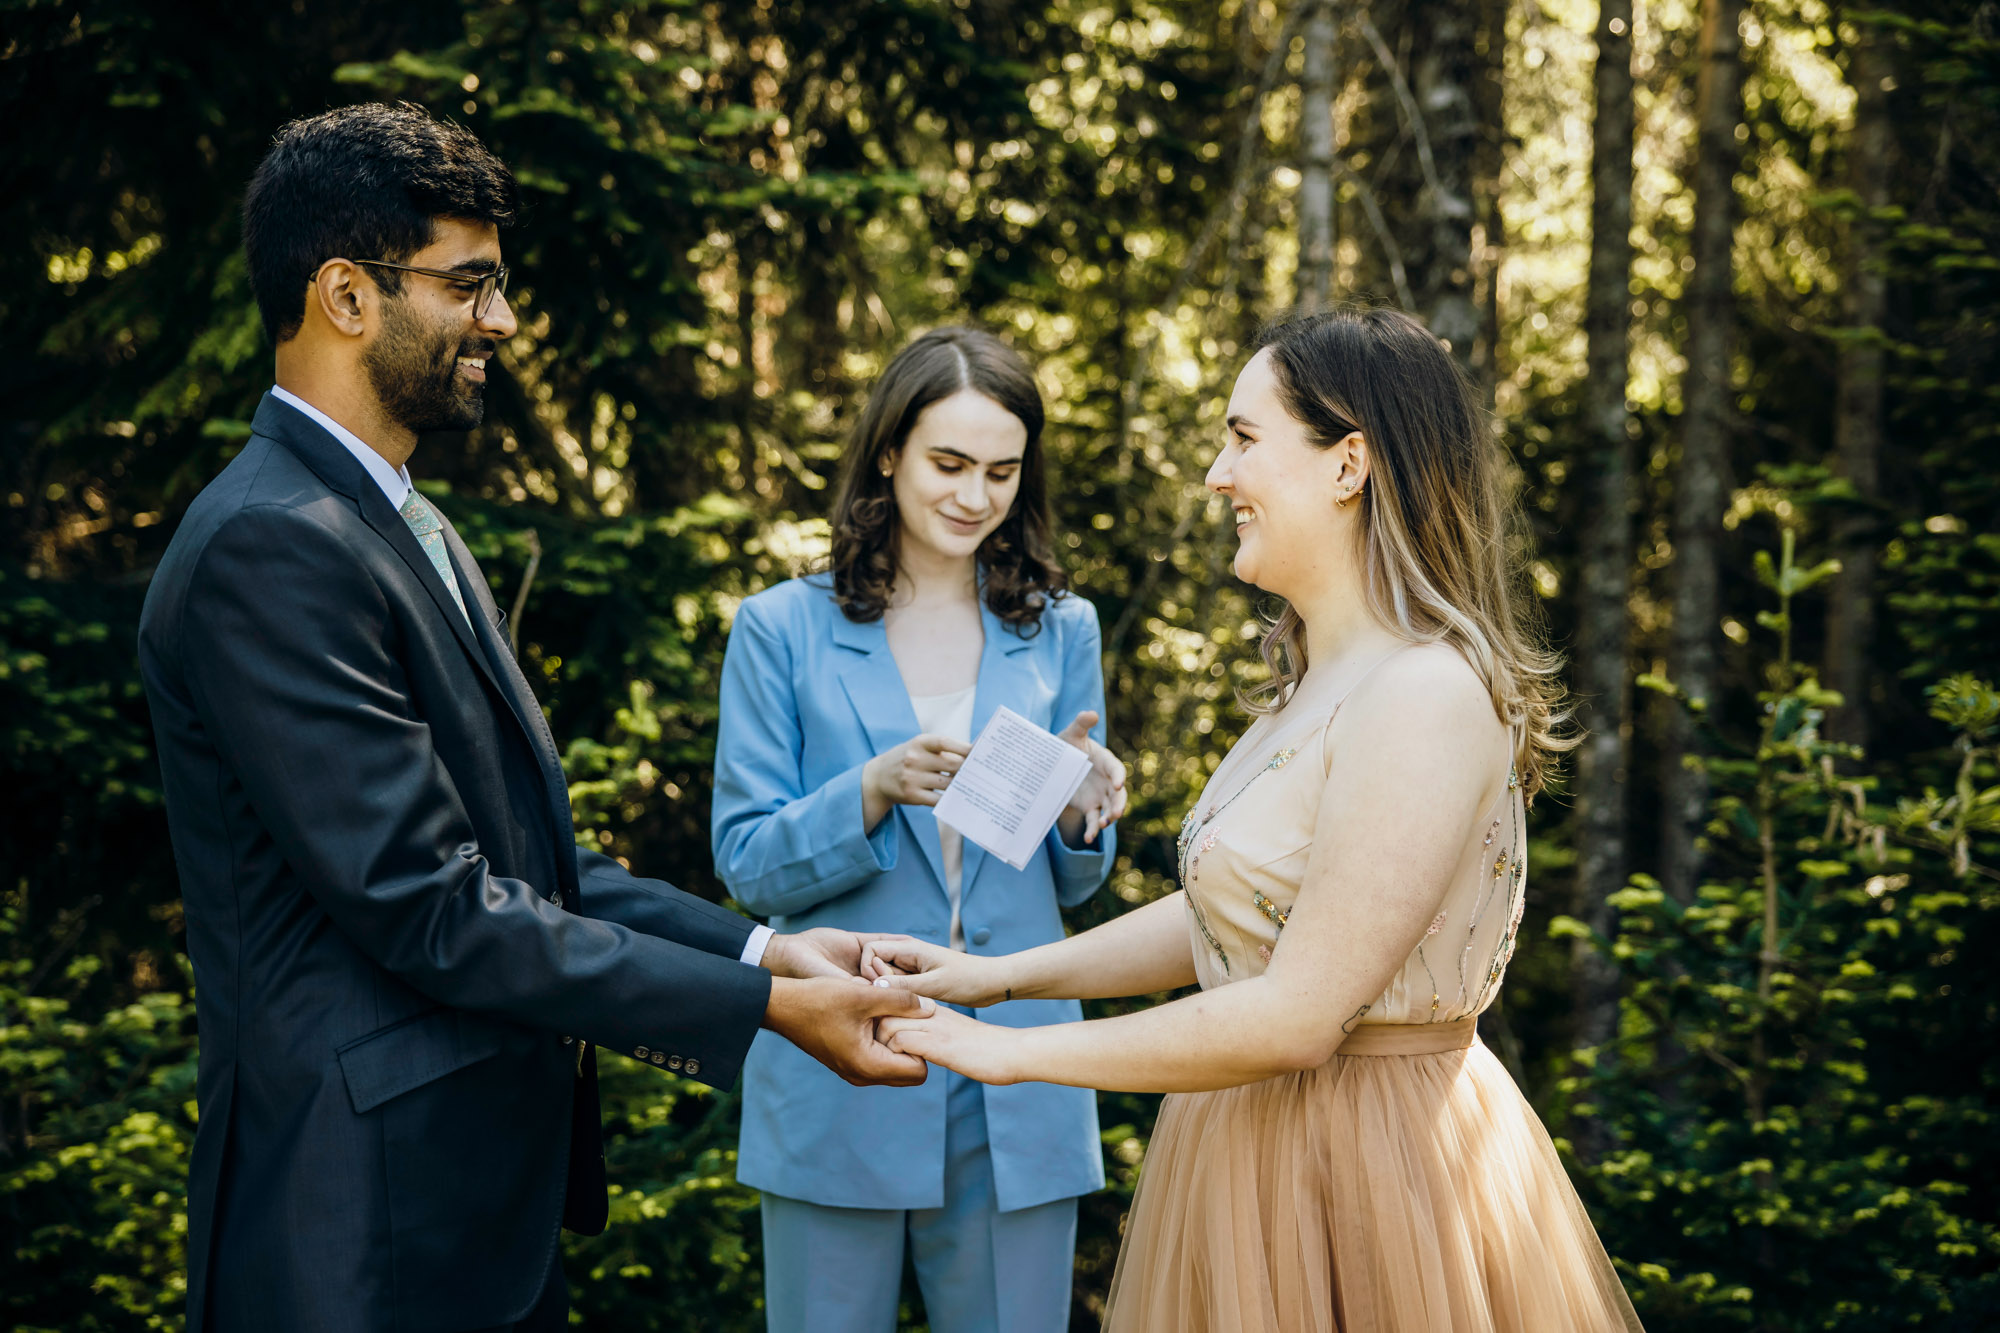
[713,573,1111,1213]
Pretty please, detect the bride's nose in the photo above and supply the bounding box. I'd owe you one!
[1205,444,1235,494]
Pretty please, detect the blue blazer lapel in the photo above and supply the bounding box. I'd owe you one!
[958,600,1041,900]
[831,612,950,895]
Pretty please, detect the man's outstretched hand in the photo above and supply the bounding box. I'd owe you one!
[763,928,919,982]
[763,975,935,1087]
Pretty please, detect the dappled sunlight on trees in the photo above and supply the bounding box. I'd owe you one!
[3,0,1996,1327]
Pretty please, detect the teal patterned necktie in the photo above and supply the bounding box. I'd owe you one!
[397,490,472,630]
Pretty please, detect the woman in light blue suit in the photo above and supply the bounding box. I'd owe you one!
[713,328,1126,1333]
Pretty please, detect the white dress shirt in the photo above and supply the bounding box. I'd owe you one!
[268,386,772,969]
[270,385,413,508]
[909,685,977,951]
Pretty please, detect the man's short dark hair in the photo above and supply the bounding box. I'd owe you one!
[243,102,519,343]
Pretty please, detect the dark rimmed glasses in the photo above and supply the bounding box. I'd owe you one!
[317,258,511,319]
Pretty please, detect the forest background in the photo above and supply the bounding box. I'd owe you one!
[3,0,1997,1328]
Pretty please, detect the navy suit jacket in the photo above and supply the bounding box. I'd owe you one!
[137,392,771,1332]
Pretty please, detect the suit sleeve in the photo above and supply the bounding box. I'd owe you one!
[1044,595,1116,907]
[178,505,770,1089]
[710,595,899,918]
[572,848,760,958]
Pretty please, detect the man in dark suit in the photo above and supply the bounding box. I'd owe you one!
[138,102,930,1333]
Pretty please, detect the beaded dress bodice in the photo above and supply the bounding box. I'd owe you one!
[1176,687,1527,1026]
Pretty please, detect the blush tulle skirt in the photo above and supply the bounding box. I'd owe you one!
[1103,1019,1645,1333]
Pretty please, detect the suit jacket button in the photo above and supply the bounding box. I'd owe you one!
[971,928,992,947]
[552,891,564,909]
[683,1059,700,1077]
[561,1035,574,1045]
[634,1046,650,1059]
[651,1052,666,1065]
[667,1055,682,1070]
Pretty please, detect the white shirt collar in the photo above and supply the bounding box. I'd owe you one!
[270,385,413,510]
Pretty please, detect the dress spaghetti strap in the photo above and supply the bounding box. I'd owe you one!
[1322,642,1422,724]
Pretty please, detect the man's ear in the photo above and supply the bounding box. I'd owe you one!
[310,260,370,338]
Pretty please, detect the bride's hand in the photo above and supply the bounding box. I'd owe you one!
[860,938,1013,1008]
[877,1007,1022,1085]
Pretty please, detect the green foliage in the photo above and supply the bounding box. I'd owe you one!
[1562,527,2000,1331]
[0,907,199,1332]
[562,1059,764,1332]
[6,0,2000,1328]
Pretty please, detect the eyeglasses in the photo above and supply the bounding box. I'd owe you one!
[315,258,511,319]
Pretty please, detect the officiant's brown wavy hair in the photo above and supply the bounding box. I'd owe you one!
[1245,307,1572,797]
[827,328,1066,631]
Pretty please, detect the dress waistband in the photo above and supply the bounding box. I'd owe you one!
[1336,1017,1478,1056]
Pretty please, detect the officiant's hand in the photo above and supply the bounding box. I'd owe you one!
[764,928,920,982]
[879,1007,1021,1086]
[861,733,972,831]
[859,937,1010,1008]
[1056,710,1128,845]
[763,976,935,1087]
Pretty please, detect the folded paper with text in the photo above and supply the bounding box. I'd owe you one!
[934,706,1091,871]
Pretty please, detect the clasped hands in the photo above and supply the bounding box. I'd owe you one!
[760,927,1022,1089]
[762,711,1124,1089]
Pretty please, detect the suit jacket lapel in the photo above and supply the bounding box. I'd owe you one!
[253,393,574,884]
[830,611,950,897]
[438,522,579,884]
[252,394,505,700]
[958,599,1039,903]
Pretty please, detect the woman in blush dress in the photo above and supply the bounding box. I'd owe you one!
[711,327,1129,1333]
[864,308,1645,1333]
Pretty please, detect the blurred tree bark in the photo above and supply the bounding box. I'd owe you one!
[1826,19,1892,753]
[1359,0,1486,381]
[1409,0,1481,378]
[1572,0,1636,1089]
[1297,0,1337,313]
[1663,0,1744,906]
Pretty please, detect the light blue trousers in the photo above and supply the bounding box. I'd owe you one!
[759,1071,1078,1333]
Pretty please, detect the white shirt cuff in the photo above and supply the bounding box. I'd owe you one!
[739,923,775,967]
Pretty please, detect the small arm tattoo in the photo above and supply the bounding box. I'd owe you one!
[1341,1004,1371,1034]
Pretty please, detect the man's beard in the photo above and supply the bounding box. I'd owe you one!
[363,297,492,434]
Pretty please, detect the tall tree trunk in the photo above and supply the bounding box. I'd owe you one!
[1468,0,1508,399]
[1357,0,1486,377]
[1826,20,1891,753]
[1408,0,1481,377]
[1572,0,1636,1082]
[1297,0,1337,312]
[1663,0,1745,906]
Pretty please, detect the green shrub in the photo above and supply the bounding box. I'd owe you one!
[1560,529,2000,1331]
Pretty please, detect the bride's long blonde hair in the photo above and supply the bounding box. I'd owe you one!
[1242,307,1572,797]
